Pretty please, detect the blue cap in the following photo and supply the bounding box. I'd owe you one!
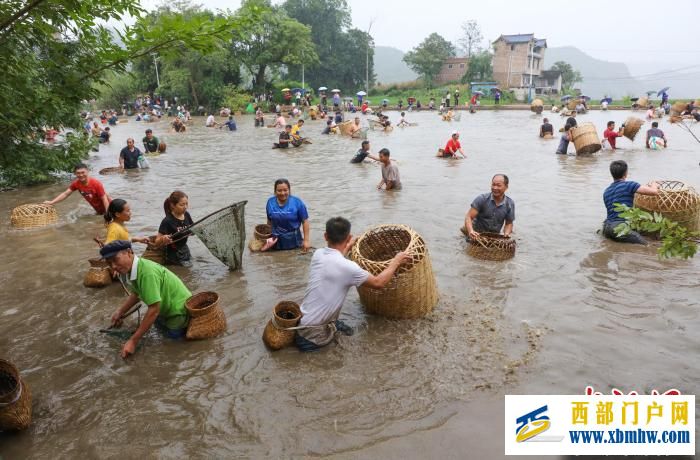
[100,240,132,259]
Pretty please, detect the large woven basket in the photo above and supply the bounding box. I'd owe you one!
[262,301,302,350]
[350,224,438,319]
[623,117,645,141]
[670,101,687,115]
[84,258,112,288]
[530,99,544,113]
[567,99,578,110]
[338,120,354,136]
[467,232,516,261]
[10,204,57,229]
[185,292,227,340]
[637,96,648,108]
[570,123,601,154]
[99,167,123,175]
[0,359,32,432]
[633,180,700,231]
[158,142,167,153]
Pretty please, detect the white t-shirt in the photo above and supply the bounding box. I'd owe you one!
[298,248,369,345]
[206,115,215,126]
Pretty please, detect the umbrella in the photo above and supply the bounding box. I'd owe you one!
[281,88,290,92]
[318,86,327,91]
[152,104,162,109]
[356,91,367,96]
[331,89,341,93]
[344,97,353,101]
[630,97,639,102]
[382,98,389,103]
[473,91,484,96]
[657,87,670,96]
[600,97,613,104]
[646,90,656,96]
[489,87,500,93]
[579,95,590,101]
[561,95,572,101]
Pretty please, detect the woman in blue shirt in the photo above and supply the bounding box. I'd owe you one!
[266,179,311,251]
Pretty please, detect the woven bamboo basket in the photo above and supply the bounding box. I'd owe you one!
[262,301,302,350]
[622,117,645,141]
[83,258,112,288]
[637,96,648,108]
[669,115,684,124]
[567,99,578,110]
[185,292,227,340]
[254,224,271,241]
[633,180,700,231]
[338,120,354,136]
[99,167,123,175]
[570,123,602,154]
[0,359,32,432]
[157,142,167,153]
[350,224,438,319]
[10,204,57,229]
[141,237,165,265]
[467,232,516,261]
[530,99,544,113]
[671,101,687,115]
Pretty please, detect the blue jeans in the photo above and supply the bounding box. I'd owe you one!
[603,221,647,245]
[294,320,353,352]
[155,316,188,339]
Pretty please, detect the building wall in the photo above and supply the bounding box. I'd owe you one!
[492,39,546,89]
[435,58,469,84]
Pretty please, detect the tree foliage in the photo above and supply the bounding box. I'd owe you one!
[550,61,583,90]
[283,0,374,92]
[462,50,493,84]
[458,20,483,58]
[403,33,456,87]
[613,204,699,259]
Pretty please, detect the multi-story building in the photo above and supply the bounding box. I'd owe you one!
[492,34,546,91]
[434,57,470,84]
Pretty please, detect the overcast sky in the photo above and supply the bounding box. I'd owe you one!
[140,0,699,73]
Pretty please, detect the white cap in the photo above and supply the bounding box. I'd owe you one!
[452,130,459,136]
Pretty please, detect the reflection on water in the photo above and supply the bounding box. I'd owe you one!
[1,110,700,457]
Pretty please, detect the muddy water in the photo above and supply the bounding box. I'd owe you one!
[1,110,699,458]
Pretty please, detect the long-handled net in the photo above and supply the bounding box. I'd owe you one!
[185,201,247,271]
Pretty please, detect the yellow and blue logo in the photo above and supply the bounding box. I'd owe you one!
[515,405,551,442]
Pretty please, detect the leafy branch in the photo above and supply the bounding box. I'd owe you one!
[613,204,699,259]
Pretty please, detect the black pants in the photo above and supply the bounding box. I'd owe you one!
[602,221,646,245]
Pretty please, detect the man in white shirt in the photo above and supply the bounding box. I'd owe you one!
[295,217,411,351]
[205,113,217,127]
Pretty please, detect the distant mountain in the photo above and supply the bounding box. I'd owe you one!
[374,46,418,84]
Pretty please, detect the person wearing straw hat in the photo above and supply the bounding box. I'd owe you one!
[463,174,515,240]
[602,160,659,244]
[295,217,411,352]
[101,240,191,358]
[44,163,112,215]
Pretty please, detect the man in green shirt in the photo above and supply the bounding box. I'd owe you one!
[142,129,160,153]
[101,240,191,358]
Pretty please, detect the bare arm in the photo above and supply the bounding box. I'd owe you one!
[111,293,140,327]
[121,302,160,358]
[503,221,514,237]
[301,219,310,251]
[101,194,110,214]
[637,182,659,195]
[119,155,125,169]
[44,187,73,205]
[464,208,479,238]
[362,252,411,289]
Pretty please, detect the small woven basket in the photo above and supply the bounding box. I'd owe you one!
[99,167,123,175]
[467,232,516,261]
[141,237,165,265]
[570,123,602,154]
[158,142,167,153]
[350,224,438,319]
[84,258,112,288]
[633,180,700,231]
[254,224,271,241]
[262,301,302,350]
[10,204,57,229]
[623,117,645,141]
[185,292,226,340]
[0,359,32,432]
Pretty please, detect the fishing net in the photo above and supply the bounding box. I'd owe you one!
[191,201,247,271]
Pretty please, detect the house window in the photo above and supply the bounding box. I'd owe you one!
[459,63,465,68]
[511,44,515,51]
[448,64,453,69]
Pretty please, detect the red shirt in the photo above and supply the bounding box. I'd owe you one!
[470,95,478,105]
[445,138,461,155]
[603,128,621,149]
[70,177,108,214]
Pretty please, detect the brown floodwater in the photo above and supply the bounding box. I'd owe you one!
[1,110,699,458]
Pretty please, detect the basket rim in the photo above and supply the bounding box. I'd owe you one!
[353,224,419,263]
[0,359,20,401]
[185,291,219,314]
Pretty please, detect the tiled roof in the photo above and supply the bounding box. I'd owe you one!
[494,34,547,47]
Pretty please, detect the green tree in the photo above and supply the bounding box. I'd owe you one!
[403,33,456,87]
[232,0,318,92]
[458,20,483,59]
[462,50,493,83]
[0,0,256,186]
[550,61,583,91]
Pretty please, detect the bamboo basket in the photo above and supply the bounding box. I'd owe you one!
[467,232,516,261]
[141,237,165,265]
[622,117,645,141]
[350,224,438,319]
[99,167,123,175]
[262,301,302,350]
[567,99,578,110]
[633,180,700,231]
[83,258,112,288]
[338,120,354,136]
[0,359,32,432]
[637,96,649,107]
[158,142,167,153]
[185,292,227,340]
[530,99,544,113]
[254,224,271,241]
[671,101,687,115]
[570,123,602,154]
[10,204,57,229]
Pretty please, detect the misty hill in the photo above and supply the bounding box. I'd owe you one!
[374,46,418,84]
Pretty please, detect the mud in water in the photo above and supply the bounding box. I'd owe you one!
[1,110,700,457]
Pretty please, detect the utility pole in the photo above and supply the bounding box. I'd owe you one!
[151,53,160,88]
[528,40,534,103]
[366,18,375,96]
